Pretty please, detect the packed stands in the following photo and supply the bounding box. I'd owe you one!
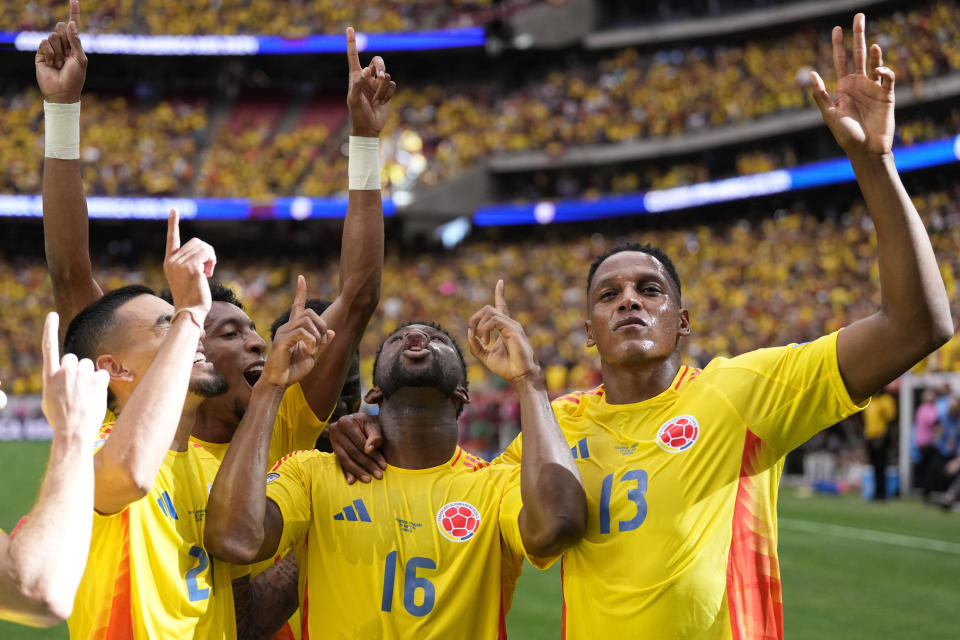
[1,0,536,35]
[0,89,206,197]
[3,182,959,399]
[4,1,959,199]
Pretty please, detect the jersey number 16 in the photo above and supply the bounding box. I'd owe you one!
[381,551,436,616]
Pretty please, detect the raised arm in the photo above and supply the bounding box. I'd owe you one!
[468,281,587,557]
[206,277,333,565]
[0,313,109,627]
[36,0,102,332]
[297,27,395,422]
[93,211,214,514]
[810,13,953,404]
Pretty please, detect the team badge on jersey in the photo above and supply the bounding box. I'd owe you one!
[436,501,481,542]
[656,415,700,453]
[265,472,280,484]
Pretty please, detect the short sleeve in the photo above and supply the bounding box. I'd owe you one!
[266,450,317,555]
[268,383,332,467]
[492,434,523,466]
[723,330,868,457]
[497,467,561,570]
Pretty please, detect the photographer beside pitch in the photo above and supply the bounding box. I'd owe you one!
[205,282,586,638]
[330,14,953,638]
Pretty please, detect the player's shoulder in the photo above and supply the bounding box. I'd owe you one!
[450,447,491,473]
[269,448,329,473]
[551,385,605,418]
[702,331,838,378]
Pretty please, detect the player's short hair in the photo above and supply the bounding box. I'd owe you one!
[372,321,469,417]
[63,285,156,411]
[586,242,682,302]
[269,299,362,419]
[63,285,156,362]
[159,282,244,310]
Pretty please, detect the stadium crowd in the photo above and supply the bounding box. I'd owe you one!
[3,184,959,397]
[4,0,536,35]
[0,89,206,196]
[5,1,960,199]
[2,97,959,201]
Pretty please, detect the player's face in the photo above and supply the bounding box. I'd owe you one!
[111,295,222,395]
[199,301,267,419]
[585,252,690,367]
[374,324,465,400]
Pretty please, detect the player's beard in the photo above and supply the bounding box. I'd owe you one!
[378,355,460,401]
[189,369,229,398]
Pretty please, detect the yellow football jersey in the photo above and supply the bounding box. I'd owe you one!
[497,331,866,639]
[265,447,537,640]
[69,424,235,639]
[192,383,329,640]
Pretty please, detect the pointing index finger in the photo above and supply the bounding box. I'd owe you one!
[166,208,180,256]
[69,0,81,29]
[346,27,361,73]
[291,275,307,319]
[42,312,60,378]
[494,279,508,314]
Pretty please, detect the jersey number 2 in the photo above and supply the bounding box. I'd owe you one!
[186,545,212,601]
[381,551,436,616]
[599,469,648,534]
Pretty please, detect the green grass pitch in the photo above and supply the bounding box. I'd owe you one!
[1,440,957,639]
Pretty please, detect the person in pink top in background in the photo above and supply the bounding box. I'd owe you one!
[914,388,939,497]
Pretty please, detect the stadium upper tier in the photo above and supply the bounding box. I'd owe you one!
[1,89,956,204]
[3,0,538,36]
[3,0,958,201]
[2,184,959,396]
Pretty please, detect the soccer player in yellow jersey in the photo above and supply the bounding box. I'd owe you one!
[38,7,394,636]
[205,282,587,639]
[0,313,109,628]
[331,14,954,639]
[503,13,952,638]
[60,211,236,637]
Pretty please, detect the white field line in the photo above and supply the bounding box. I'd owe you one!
[779,518,960,555]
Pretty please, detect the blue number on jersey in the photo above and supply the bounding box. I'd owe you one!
[381,552,436,616]
[186,545,212,601]
[599,469,649,534]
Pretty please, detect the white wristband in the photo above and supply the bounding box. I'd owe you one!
[348,136,381,190]
[44,101,81,160]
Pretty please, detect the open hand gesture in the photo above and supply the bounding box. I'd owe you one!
[810,13,895,157]
[41,311,110,437]
[264,276,335,388]
[346,27,397,137]
[468,280,541,385]
[35,0,87,103]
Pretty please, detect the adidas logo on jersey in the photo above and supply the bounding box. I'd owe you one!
[333,499,372,522]
[157,491,178,520]
[570,437,590,460]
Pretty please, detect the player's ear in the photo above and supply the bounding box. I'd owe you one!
[453,385,470,406]
[678,308,691,337]
[364,387,384,405]
[96,354,132,382]
[584,319,596,348]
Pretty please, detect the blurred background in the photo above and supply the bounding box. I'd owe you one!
[0,0,958,637]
